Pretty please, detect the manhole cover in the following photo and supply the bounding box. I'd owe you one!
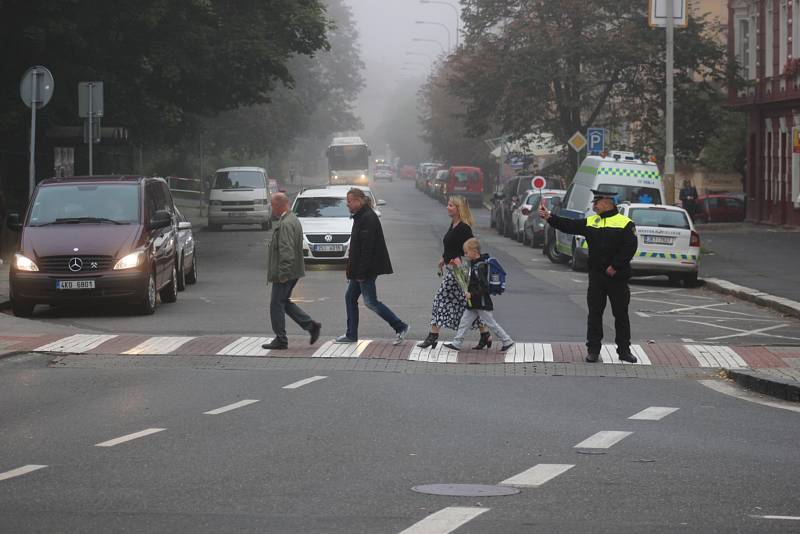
[412,484,520,497]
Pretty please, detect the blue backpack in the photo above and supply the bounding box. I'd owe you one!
[485,257,507,295]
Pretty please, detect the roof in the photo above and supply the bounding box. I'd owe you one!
[623,203,688,213]
[215,166,266,173]
[330,136,366,146]
[38,175,153,186]
[327,185,372,192]
[298,188,349,198]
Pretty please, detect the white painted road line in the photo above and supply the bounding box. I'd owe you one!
[504,343,553,363]
[283,376,327,390]
[217,337,272,356]
[204,399,260,415]
[312,340,372,358]
[35,334,117,353]
[409,344,459,364]
[399,507,490,534]
[0,465,47,482]
[123,336,195,355]
[95,428,166,447]
[500,464,574,488]
[599,345,651,365]
[685,345,747,369]
[574,431,633,449]
[699,380,800,414]
[749,515,800,521]
[629,407,679,421]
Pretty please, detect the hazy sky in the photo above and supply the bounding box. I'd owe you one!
[345,0,461,134]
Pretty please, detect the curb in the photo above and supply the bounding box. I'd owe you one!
[701,278,800,320]
[725,369,800,402]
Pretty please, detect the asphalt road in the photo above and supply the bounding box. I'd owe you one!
[0,352,798,533]
[19,178,800,346]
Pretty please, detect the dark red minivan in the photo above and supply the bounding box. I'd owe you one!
[6,175,180,316]
[447,166,484,206]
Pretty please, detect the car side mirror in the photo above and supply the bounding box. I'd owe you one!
[377,199,386,207]
[150,210,172,230]
[6,213,23,232]
[178,221,192,230]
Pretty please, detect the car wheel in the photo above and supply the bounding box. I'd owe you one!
[546,236,568,264]
[11,297,34,317]
[138,270,157,315]
[186,255,198,284]
[570,240,587,272]
[176,255,186,291]
[160,263,178,303]
[668,274,682,286]
[683,272,700,288]
[516,228,524,243]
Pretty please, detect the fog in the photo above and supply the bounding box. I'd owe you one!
[346,0,461,162]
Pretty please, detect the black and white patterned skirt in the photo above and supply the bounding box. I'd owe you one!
[430,268,481,330]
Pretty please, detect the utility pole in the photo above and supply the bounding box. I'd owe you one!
[665,0,676,204]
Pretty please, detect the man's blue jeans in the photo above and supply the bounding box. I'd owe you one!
[345,277,406,340]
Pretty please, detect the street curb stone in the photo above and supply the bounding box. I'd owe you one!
[702,277,800,319]
[726,369,800,402]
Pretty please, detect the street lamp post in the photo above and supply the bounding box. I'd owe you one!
[415,20,451,52]
[412,37,446,55]
[419,0,459,48]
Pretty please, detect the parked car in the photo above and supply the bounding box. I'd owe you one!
[492,175,564,237]
[292,188,354,262]
[400,165,417,180]
[374,163,394,181]
[692,194,746,223]
[174,207,198,291]
[208,166,272,231]
[417,163,442,191]
[616,203,701,286]
[7,175,180,316]
[446,166,484,206]
[520,190,566,246]
[430,169,450,201]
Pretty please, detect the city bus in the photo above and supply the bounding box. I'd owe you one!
[326,136,371,186]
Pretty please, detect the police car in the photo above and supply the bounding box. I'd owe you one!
[617,203,700,286]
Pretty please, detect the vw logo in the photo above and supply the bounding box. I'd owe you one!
[68,257,83,272]
[324,234,333,243]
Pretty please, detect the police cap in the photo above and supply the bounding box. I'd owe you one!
[591,189,618,202]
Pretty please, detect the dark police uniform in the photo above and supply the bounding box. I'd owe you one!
[545,192,638,362]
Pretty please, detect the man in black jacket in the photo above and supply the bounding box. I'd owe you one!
[539,190,638,363]
[335,188,410,345]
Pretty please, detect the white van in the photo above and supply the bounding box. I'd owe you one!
[554,151,665,270]
[208,166,272,231]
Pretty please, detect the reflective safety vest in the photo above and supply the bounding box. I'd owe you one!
[581,213,633,248]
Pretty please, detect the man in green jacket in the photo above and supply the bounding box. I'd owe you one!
[263,193,321,350]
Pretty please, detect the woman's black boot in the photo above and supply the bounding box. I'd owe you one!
[417,332,439,348]
[472,332,492,350]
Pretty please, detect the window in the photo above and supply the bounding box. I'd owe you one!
[29,184,140,226]
[293,197,350,218]
[566,185,593,212]
[629,208,690,229]
[738,18,752,79]
[213,170,266,190]
[767,3,774,78]
[597,184,663,205]
[794,0,800,58]
[781,1,789,71]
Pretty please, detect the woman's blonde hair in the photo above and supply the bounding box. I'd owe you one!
[448,195,474,228]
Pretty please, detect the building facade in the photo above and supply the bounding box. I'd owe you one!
[729,0,800,226]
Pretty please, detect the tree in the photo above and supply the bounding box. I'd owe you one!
[452,0,729,166]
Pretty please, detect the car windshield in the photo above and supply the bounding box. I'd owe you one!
[214,171,265,189]
[29,184,139,226]
[454,170,478,183]
[293,197,350,218]
[629,208,690,229]
[598,184,662,205]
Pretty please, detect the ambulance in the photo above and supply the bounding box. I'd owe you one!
[553,151,665,270]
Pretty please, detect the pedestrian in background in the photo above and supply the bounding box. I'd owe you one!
[263,193,321,350]
[335,188,410,345]
[417,196,490,349]
[539,190,638,363]
[443,238,514,352]
[679,179,699,221]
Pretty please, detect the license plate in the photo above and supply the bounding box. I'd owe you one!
[57,280,95,290]
[314,245,344,252]
[642,235,674,245]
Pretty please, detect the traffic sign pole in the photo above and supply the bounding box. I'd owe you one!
[88,82,94,176]
[28,70,39,198]
[665,0,676,203]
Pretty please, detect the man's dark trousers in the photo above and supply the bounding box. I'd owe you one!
[271,279,314,344]
[586,270,631,355]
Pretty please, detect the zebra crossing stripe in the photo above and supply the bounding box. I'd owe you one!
[35,334,117,353]
[685,345,747,368]
[409,343,459,363]
[122,336,195,355]
[217,337,272,356]
[504,343,553,363]
[311,340,372,358]
[599,344,651,365]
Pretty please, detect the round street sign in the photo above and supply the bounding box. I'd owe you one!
[532,176,546,190]
[20,66,55,109]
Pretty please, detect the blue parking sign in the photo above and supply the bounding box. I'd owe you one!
[588,127,604,153]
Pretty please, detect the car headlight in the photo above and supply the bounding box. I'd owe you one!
[254,198,268,205]
[113,251,145,270]
[14,253,38,272]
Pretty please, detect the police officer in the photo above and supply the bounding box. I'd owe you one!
[539,190,638,363]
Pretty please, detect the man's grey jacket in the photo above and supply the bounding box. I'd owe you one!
[267,211,305,283]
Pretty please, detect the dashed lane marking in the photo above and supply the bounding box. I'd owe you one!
[217,337,272,356]
[628,407,679,421]
[95,428,166,447]
[283,376,327,390]
[35,334,117,353]
[409,343,459,363]
[504,343,553,363]
[574,431,633,449]
[500,464,575,488]
[203,399,260,415]
[749,515,800,521]
[0,465,47,482]
[599,345,651,365]
[686,345,747,368]
[312,340,372,358]
[122,336,195,355]
[399,507,490,534]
